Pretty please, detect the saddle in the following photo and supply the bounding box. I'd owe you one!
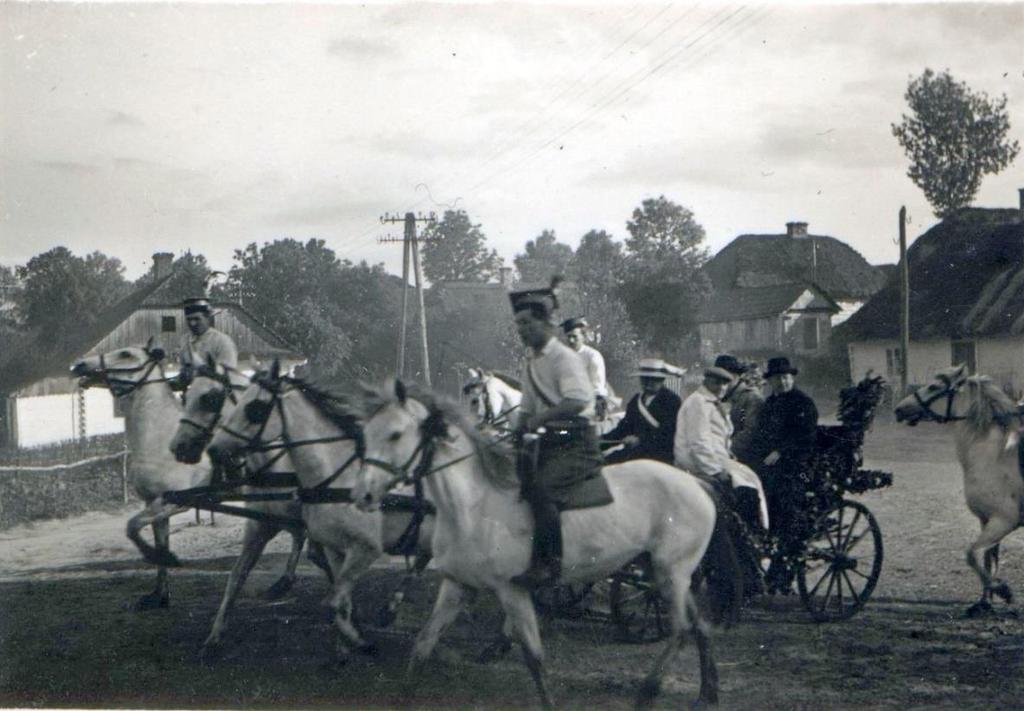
[520,419,613,512]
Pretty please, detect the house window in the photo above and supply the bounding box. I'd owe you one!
[885,347,904,379]
[162,316,176,333]
[951,340,976,374]
[802,318,819,350]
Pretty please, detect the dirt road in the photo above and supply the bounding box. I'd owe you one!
[2,422,1023,710]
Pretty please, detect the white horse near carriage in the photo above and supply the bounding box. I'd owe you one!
[353,379,741,709]
[896,365,1024,617]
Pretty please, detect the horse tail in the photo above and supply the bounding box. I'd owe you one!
[698,497,744,628]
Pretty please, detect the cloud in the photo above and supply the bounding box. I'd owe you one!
[36,160,99,175]
[326,37,400,61]
[107,110,145,128]
[269,195,382,227]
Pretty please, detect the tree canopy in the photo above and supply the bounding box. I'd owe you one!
[514,230,574,284]
[421,210,503,284]
[892,68,1020,217]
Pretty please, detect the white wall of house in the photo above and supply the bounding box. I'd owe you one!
[13,389,122,448]
[977,338,1024,396]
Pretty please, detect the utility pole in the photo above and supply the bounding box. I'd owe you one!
[899,206,910,396]
[379,211,437,385]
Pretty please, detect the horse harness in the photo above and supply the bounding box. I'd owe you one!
[85,348,174,397]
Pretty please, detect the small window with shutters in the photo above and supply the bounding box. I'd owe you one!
[162,316,176,333]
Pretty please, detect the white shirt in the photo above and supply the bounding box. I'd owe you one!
[520,337,596,420]
[674,385,733,477]
[576,343,608,398]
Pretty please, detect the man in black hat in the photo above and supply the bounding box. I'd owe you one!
[749,356,818,588]
[561,316,611,420]
[178,297,238,388]
[601,358,682,464]
[509,281,600,589]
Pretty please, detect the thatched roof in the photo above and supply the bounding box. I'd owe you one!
[838,208,1024,341]
[705,230,887,300]
[697,283,839,324]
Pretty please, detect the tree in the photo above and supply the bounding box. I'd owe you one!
[15,247,130,343]
[892,69,1019,217]
[0,264,21,339]
[514,230,575,284]
[226,239,399,383]
[421,210,503,284]
[136,251,214,303]
[620,196,711,356]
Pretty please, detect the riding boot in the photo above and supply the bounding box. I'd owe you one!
[511,491,562,590]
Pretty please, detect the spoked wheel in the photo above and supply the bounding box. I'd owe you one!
[609,557,670,643]
[797,499,883,622]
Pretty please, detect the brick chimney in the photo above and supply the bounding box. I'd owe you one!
[153,252,174,280]
[786,221,809,238]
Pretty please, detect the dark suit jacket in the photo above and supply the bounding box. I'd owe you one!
[602,387,682,464]
[749,387,819,469]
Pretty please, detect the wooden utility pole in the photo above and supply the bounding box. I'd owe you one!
[379,212,437,384]
[899,206,910,395]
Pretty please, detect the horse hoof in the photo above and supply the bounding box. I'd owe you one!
[132,592,169,612]
[375,605,398,628]
[262,576,295,601]
[691,697,719,710]
[145,549,182,568]
[357,641,379,657]
[319,656,349,673]
[992,581,1013,604]
[965,600,994,618]
[476,638,513,664]
[635,677,661,709]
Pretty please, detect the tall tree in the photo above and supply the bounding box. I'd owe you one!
[514,230,575,284]
[226,239,399,382]
[621,196,711,356]
[15,247,130,342]
[0,264,21,339]
[892,69,1019,218]
[421,210,503,284]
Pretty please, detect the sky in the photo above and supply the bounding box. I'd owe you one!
[1,1,1022,281]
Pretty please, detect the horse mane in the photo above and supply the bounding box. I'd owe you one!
[284,377,363,441]
[965,376,1019,434]
[491,371,522,391]
[362,382,518,488]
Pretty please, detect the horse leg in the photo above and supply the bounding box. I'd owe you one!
[307,540,334,584]
[982,544,1000,604]
[321,544,379,664]
[408,577,466,675]
[202,520,279,659]
[636,567,692,709]
[126,499,185,568]
[133,515,174,611]
[965,516,1016,617]
[492,583,552,710]
[263,526,302,600]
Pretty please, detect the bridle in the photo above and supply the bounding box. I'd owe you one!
[82,348,172,397]
[177,363,248,443]
[215,374,364,493]
[463,376,519,429]
[909,374,967,423]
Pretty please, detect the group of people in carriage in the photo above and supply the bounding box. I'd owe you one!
[504,278,820,592]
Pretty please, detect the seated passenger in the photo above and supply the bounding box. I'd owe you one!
[601,358,682,464]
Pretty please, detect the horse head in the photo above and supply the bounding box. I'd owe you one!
[170,354,247,464]
[70,342,168,397]
[894,364,969,425]
[207,359,286,466]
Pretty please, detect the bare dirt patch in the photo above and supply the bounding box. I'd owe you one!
[2,422,1024,709]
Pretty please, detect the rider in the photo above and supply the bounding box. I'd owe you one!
[177,297,238,391]
[561,317,610,420]
[601,358,682,464]
[511,283,600,590]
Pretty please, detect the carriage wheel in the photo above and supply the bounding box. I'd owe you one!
[797,499,883,622]
[609,559,670,643]
[533,583,593,617]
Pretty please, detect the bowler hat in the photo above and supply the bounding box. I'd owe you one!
[764,356,799,378]
[713,354,745,376]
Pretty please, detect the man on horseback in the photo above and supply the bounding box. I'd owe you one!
[177,297,238,389]
[510,284,601,590]
[601,358,682,464]
[562,316,611,420]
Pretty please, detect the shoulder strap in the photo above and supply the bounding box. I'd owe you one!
[526,361,558,408]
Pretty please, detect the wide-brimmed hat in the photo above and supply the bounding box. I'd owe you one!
[630,358,683,379]
[183,297,212,315]
[561,316,588,333]
[713,354,746,376]
[764,356,799,378]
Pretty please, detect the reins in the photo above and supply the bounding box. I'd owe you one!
[89,350,174,397]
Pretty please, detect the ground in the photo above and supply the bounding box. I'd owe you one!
[2,421,1023,710]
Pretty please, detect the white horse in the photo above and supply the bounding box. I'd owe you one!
[462,368,523,428]
[353,380,742,709]
[71,342,211,610]
[895,365,1022,617]
[205,362,435,664]
[168,357,331,655]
